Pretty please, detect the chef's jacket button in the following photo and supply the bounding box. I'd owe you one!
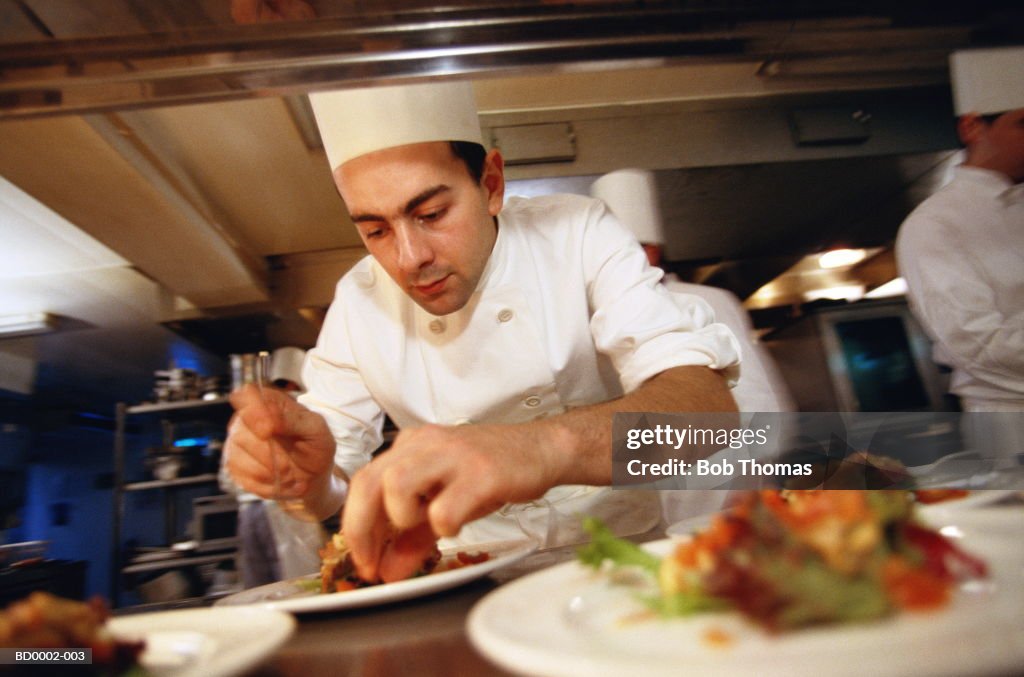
[428,319,445,334]
[524,395,541,408]
[497,308,514,323]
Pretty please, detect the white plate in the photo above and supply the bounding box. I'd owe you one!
[108,607,295,677]
[468,533,1024,677]
[664,512,714,538]
[918,502,1024,539]
[217,539,537,614]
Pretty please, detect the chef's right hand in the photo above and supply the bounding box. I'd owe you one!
[224,384,336,508]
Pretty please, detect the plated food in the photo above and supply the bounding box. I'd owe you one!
[0,591,144,673]
[318,530,490,594]
[580,490,988,632]
[469,490,1021,677]
[318,531,441,592]
[219,538,531,613]
[913,489,970,504]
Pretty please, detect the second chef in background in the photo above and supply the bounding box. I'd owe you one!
[225,81,740,584]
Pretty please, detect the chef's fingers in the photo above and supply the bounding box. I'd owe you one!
[378,522,439,583]
[342,464,392,582]
[379,460,445,531]
[427,473,507,538]
[229,384,282,439]
[225,421,300,487]
[275,394,331,441]
[377,425,514,537]
[224,440,277,496]
[226,415,274,465]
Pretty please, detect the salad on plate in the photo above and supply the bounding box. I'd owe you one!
[579,489,988,632]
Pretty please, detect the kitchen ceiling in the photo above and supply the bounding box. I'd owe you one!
[0,0,1021,414]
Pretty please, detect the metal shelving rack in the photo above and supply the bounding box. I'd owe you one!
[110,397,236,608]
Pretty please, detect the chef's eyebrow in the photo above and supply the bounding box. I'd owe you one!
[404,184,450,215]
[349,185,451,224]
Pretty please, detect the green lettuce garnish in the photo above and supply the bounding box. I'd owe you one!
[577,516,661,576]
[577,517,721,617]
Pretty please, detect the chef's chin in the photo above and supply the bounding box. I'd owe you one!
[412,286,470,317]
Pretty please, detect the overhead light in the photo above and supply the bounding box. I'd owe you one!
[803,285,865,303]
[865,277,909,299]
[818,248,867,269]
[0,312,58,339]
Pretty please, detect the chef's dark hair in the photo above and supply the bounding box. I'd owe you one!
[979,111,1005,125]
[450,141,487,183]
[955,110,1006,148]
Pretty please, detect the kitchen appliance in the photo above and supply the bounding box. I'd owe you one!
[191,496,239,553]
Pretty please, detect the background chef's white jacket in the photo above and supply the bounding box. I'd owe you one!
[896,166,1024,411]
[665,278,793,414]
[658,278,795,526]
[299,193,740,544]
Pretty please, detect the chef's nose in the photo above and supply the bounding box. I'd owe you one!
[395,225,434,274]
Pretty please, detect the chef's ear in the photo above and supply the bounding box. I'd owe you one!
[956,113,986,147]
[481,149,505,217]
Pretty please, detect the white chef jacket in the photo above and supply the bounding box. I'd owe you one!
[658,277,794,526]
[895,166,1024,411]
[665,278,793,414]
[299,193,740,545]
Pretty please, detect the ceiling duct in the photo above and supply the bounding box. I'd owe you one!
[2,1,1020,119]
[492,122,576,165]
[789,107,871,146]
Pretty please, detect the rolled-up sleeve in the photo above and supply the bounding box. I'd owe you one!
[583,200,741,392]
[297,282,385,481]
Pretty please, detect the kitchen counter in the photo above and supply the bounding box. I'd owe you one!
[251,579,512,676]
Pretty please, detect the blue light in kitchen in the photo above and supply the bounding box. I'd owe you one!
[168,340,206,373]
[173,436,210,448]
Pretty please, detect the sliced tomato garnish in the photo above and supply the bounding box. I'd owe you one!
[883,556,950,610]
[902,522,988,580]
[456,551,490,565]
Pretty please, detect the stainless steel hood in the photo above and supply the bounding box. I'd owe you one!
[2,0,1022,119]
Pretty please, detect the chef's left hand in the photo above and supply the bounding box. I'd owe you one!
[342,422,570,583]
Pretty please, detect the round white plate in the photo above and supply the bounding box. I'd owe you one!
[664,512,714,538]
[918,502,1024,539]
[108,606,294,677]
[217,539,537,614]
[468,532,1024,677]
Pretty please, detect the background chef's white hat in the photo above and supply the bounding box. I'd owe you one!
[949,46,1024,116]
[589,169,666,245]
[269,346,306,391]
[309,80,485,171]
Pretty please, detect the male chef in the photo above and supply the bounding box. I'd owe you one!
[225,81,739,583]
[895,47,1024,412]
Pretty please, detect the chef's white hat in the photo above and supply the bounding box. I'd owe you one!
[308,80,485,171]
[590,169,666,245]
[269,346,306,390]
[949,47,1024,116]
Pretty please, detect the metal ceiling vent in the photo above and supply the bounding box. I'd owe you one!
[788,107,872,147]
[491,122,577,165]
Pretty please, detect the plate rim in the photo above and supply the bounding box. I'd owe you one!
[467,534,1024,677]
[108,606,296,677]
[216,538,539,614]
